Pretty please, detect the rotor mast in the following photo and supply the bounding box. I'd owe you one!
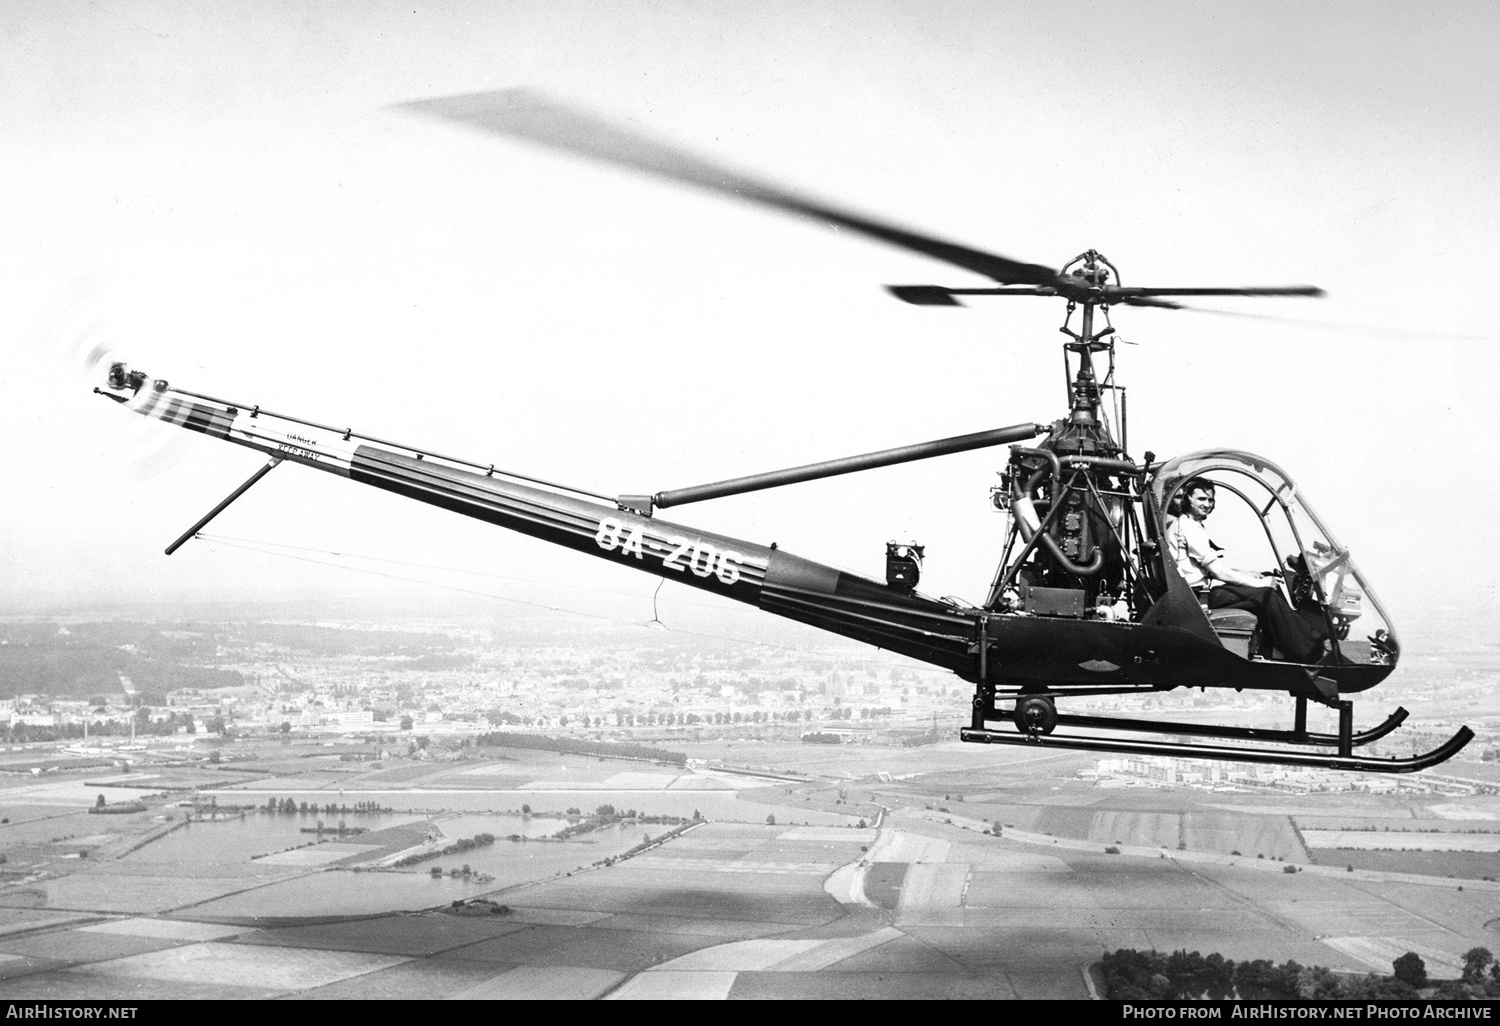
[1052,249,1121,458]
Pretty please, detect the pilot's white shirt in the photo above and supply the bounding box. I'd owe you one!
[1165,515,1219,589]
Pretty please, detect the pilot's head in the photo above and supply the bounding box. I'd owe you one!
[1181,478,1216,521]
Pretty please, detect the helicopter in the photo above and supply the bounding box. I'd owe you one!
[95,90,1470,774]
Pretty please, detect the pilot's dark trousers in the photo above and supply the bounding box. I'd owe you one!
[1207,584,1322,663]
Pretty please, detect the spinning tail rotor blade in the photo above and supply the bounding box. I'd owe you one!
[397,89,1059,287]
[51,287,195,482]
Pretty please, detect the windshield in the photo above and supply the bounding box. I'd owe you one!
[1150,449,1397,662]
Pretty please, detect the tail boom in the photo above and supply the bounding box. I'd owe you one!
[103,370,973,668]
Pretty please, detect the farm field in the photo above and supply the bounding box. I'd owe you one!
[1301,830,1500,852]
[3,809,1498,999]
[1305,849,1500,880]
[5,738,1500,998]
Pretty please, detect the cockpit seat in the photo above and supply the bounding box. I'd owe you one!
[1205,607,1260,658]
[1205,609,1258,631]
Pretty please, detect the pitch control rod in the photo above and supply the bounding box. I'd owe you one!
[622,422,1046,515]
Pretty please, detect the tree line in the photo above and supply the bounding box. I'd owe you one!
[393,832,496,868]
[475,731,686,768]
[1103,947,1500,1000]
[0,708,217,743]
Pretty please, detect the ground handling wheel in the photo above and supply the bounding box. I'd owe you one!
[1013,695,1057,736]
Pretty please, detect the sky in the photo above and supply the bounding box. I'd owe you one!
[3,1,1499,639]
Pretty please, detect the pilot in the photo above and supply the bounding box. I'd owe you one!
[1166,478,1323,663]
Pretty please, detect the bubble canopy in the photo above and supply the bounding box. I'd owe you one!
[1150,449,1397,656]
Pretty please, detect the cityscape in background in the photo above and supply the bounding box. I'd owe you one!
[3,602,1495,781]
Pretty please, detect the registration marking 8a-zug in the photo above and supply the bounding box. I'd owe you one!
[594,515,747,585]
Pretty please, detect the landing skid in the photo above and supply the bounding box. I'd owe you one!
[1039,706,1409,750]
[961,699,1471,773]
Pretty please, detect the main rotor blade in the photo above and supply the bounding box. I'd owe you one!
[398,89,1059,287]
[1115,295,1184,310]
[887,284,1320,311]
[1106,285,1325,299]
[886,285,1056,306]
[885,285,1473,329]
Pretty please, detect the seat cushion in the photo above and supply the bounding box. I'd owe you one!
[1206,609,1259,631]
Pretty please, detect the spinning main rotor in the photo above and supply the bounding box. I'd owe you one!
[398,89,1324,334]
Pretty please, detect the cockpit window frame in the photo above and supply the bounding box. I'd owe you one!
[1151,448,1397,648]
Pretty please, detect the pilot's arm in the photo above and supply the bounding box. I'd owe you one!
[1182,519,1276,589]
[1206,562,1277,589]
